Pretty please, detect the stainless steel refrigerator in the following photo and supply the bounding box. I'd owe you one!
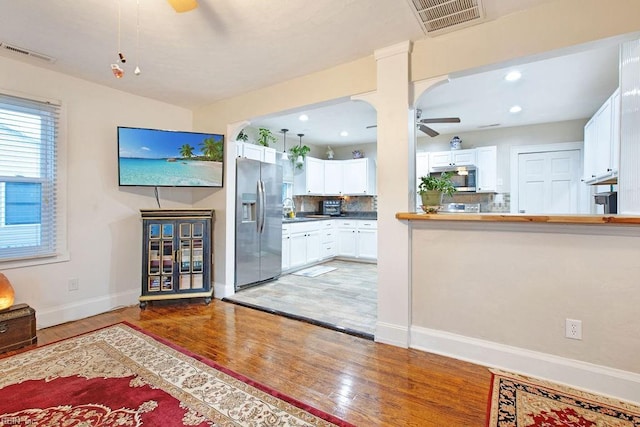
[235,158,283,290]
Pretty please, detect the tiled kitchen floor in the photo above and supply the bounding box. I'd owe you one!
[225,260,377,339]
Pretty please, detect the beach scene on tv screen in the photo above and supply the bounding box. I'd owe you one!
[118,128,223,187]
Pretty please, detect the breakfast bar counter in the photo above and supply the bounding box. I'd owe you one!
[395,212,640,225]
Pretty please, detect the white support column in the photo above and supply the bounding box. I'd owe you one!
[214,121,248,299]
[374,41,413,347]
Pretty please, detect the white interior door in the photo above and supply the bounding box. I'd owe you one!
[517,150,581,214]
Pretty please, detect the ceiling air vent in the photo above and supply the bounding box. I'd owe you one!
[407,0,485,36]
[0,42,56,63]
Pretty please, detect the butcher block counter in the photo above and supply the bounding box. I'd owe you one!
[395,212,640,225]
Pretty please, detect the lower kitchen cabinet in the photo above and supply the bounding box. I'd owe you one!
[282,224,291,271]
[289,222,321,269]
[337,219,377,260]
[319,220,337,259]
[282,218,377,272]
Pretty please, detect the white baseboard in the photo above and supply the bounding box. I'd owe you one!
[213,281,235,299]
[35,289,140,329]
[375,321,409,348]
[411,326,640,404]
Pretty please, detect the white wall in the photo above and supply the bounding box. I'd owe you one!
[0,56,200,328]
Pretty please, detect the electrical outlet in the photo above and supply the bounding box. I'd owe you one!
[68,278,79,292]
[565,318,582,340]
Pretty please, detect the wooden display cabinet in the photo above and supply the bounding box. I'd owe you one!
[139,209,215,308]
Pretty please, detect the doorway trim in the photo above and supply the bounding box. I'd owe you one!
[510,142,585,214]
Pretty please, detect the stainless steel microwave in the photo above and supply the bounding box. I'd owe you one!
[429,167,477,192]
[320,200,342,216]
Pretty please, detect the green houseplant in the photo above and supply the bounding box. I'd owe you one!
[257,128,276,147]
[236,129,249,142]
[418,172,456,212]
[289,144,310,169]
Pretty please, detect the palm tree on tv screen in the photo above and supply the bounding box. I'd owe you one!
[200,137,223,162]
[179,144,195,159]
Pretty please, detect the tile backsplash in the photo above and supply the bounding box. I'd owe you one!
[294,195,376,214]
[441,192,510,213]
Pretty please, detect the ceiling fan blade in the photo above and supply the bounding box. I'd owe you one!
[167,0,198,13]
[419,117,461,124]
[366,125,377,129]
[418,124,439,137]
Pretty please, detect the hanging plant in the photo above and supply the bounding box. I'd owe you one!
[289,145,310,169]
[257,128,276,147]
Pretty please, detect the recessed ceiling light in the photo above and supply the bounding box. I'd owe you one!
[298,114,309,122]
[509,105,522,113]
[340,131,348,137]
[505,71,522,82]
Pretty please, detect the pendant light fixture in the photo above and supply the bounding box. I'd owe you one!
[296,133,305,166]
[134,0,142,75]
[111,0,125,78]
[280,128,289,160]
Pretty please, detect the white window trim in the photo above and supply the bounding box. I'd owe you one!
[0,88,68,270]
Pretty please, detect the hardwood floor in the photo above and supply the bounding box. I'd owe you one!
[5,300,492,426]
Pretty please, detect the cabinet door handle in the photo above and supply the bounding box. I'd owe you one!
[0,322,7,334]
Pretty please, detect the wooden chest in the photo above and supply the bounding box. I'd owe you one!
[0,304,37,354]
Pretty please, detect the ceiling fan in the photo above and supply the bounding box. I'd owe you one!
[416,109,460,137]
[167,0,198,13]
[366,109,460,137]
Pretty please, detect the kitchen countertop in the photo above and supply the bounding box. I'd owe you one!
[395,212,640,225]
[283,212,377,224]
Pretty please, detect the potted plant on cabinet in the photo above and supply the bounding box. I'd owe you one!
[257,128,276,147]
[418,172,456,213]
[236,129,249,142]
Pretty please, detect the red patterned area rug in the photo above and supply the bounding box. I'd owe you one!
[487,369,640,426]
[0,322,354,427]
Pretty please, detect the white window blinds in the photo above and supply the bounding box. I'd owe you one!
[0,93,59,261]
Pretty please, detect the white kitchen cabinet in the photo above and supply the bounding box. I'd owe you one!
[281,224,290,271]
[324,161,344,195]
[318,220,337,259]
[293,157,324,195]
[342,158,376,195]
[294,157,376,196]
[236,142,276,164]
[337,226,357,258]
[583,88,620,184]
[263,147,277,164]
[429,149,476,169]
[355,220,377,260]
[288,221,321,269]
[476,145,497,193]
[337,219,377,261]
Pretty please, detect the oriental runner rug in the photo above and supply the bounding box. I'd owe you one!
[487,369,640,427]
[0,322,353,427]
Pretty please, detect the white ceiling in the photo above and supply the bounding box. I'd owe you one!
[1,0,614,147]
[251,41,620,146]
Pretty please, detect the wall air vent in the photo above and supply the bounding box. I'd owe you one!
[406,0,485,36]
[0,42,56,63]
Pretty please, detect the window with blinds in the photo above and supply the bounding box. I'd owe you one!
[0,93,59,262]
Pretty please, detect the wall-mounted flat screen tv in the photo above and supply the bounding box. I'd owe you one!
[118,126,224,187]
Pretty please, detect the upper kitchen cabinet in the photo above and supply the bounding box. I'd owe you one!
[295,157,377,196]
[293,156,325,195]
[324,161,344,195]
[236,142,276,164]
[583,88,620,185]
[429,148,477,169]
[342,158,376,195]
[476,146,497,193]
